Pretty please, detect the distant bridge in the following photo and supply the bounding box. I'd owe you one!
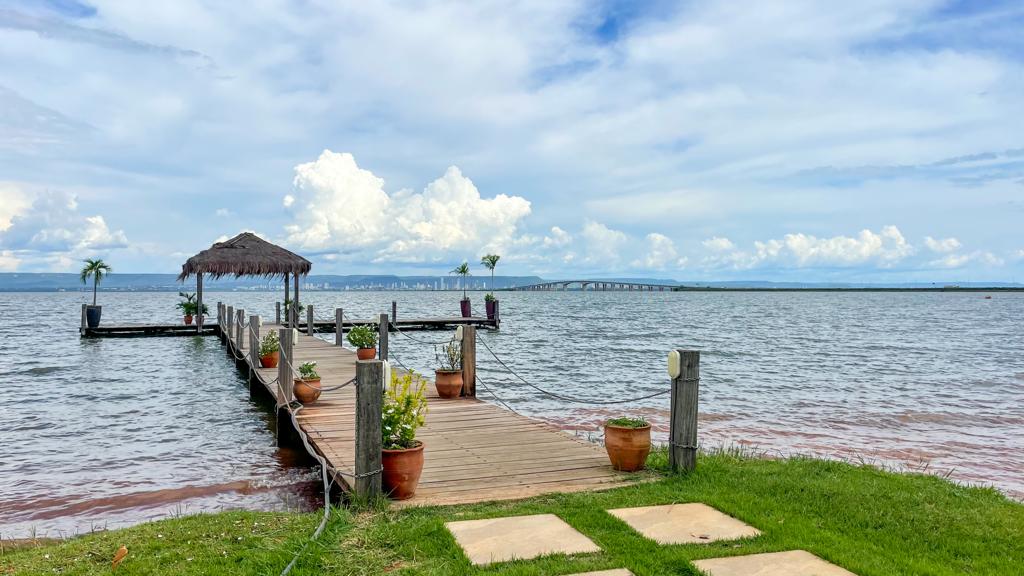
[511,280,677,292]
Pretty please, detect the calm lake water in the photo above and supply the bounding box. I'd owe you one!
[2,290,1022,538]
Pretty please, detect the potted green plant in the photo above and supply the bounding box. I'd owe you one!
[604,416,651,472]
[80,258,111,328]
[433,337,463,398]
[347,325,378,360]
[480,254,500,320]
[293,361,321,404]
[176,292,198,325]
[451,262,472,317]
[258,331,280,368]
[381,370,428,500]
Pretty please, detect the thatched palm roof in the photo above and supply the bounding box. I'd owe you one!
[178,232,312,280]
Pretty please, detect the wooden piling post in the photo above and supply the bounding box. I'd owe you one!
[392,301,397,323]
[461,325,476,397]
[276,301,281,325]
[307,304,314,336]
[248,314,259,376]
[277,328,293,406]
[80,303,87,334]
[355,359,383,499]
[236,309,245,350]
[493,300,500,328]
[226,306,234,350]
[335,308,344,346]
[378,313,389,361]
[669,350,700,473]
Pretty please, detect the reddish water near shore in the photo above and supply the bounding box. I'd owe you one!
[1,290,1021,538]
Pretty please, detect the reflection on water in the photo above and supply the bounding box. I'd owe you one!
[1,290,1022,538]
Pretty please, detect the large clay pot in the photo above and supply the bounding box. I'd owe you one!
[260,351,279,368]
[485,299,497,320]
[434,370,463,399]
[604,424,651,472]
[85,305,102,328]
[184,315,194,326]
[293,378,321,404]
[459,298,471,318]
[357,347,376,360]
[382,442,425,500]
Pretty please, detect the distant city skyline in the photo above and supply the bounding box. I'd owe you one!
[1,1,1023,281]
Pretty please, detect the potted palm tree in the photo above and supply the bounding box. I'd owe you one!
[293,361,321,404]
[176,292,198,325]
[80,259,111,328]
[381,370,428,499]
[347,325,378,360]
[451,262,472,317]
[604,416,652,472]
[258,331,280,368]
[433,337,463,398]
[480,254,500,320]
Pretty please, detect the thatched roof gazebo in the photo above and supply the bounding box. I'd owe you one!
[178,232,312,331]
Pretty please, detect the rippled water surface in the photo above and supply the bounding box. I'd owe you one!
[2,290,1022,537]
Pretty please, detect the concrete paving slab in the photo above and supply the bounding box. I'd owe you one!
[445,513,601,566]
[693,550,857,575]
[607,503,760,545]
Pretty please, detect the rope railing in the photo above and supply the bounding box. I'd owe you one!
[475,336,672,405]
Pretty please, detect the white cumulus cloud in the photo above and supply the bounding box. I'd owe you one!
[581,220,628,264]
[0,250,19,271]
[633,233,685,270]
[705,225,915,269]
[702,236,735,252]
[924,236,962,253]
[0,186,128,270]
[284,150,531,262]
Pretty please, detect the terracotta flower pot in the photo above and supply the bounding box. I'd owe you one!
[356,347,376,360]
[382,442,424,500]
[260,351,279,368]
[604,424,651,472]
[434,370,463,399]
[293,378,321,404]
[184,315,194,325]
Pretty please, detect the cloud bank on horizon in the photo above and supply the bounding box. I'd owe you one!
[1,0,1022,281]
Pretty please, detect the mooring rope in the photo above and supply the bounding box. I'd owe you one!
[476,337,672,405]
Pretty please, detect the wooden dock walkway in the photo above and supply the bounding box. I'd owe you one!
[224,316,635,506]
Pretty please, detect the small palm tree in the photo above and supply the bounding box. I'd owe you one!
[480,254,500,295]
[450,262,471,299]
[80,258,112,306]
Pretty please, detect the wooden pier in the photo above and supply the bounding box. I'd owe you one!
[221,305,635,506]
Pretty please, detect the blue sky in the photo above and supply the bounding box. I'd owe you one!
[1,0,1022,281]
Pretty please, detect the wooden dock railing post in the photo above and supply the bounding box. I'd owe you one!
[378,313,389,361]
[236,309,245,351]
[226,306,234,351]
[461,325,476,397]
[276,301,281,325]
[307,304,314,336]
[335,308,344,347]
[277,328,293,405]
[248,314,259,377]
[355,359,383,499]
[392,301,397,323]
[669,350,700,473]
[80,303,87,334]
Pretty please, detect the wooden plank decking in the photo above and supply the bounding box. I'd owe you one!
[228,321,635,506]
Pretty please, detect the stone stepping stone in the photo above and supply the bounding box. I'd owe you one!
[564,571,634,576]
[693,550,857,575]
[607,503,760,545]
[445,513,601,566]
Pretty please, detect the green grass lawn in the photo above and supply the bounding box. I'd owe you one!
[5,450,1023,575]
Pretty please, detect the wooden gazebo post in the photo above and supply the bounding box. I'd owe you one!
[196,272,203,334]
[284,273,290,327]
[293,273,300,329]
